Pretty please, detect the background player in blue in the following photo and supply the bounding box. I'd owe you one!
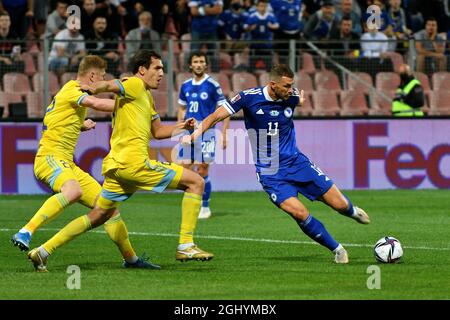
[183,64,371,263]
[177,52,230,219]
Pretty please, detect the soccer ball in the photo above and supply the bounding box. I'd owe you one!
[373,236,403,263]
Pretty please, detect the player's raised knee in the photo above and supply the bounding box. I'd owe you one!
[61,181,83,203]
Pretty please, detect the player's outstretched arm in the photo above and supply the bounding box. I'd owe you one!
[80,80,122,95]
[151,117,196,140]
[186,106,231,144]
[80,95,115,112]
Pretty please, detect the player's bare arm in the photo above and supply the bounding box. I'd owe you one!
[80,95,115,112]
[151,117,196,140]
[219,108,230,149]
[80,80,122,95]
[177,104,187,122]
[183,106,230,145]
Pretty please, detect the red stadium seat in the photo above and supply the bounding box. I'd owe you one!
[375,72,400,91]
[295,71,314,91]
[0,93,23,117]
[300,52,316,74]
[431,72,450,91]
[3,72,31,94]
[347,72,373,94]
[429,91,450,116]
[32,72,60,96]
[231,72,258,92]
[383,51,404,73]
[312,91,340,116]
[26,92,47,118]
[314,70,341,91]
[22,52,37,76]
[368,90,395,115]
[340,90,369,116]
[151,90,179,117]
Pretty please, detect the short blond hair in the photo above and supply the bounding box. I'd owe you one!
[78,55,107,76]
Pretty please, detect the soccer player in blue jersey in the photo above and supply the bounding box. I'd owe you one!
[183,64,370,263]
[177,52,230,219]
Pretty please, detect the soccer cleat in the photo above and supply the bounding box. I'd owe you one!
[11,231,32,251]
[123,254,161,270]
[28,248,48,272]
[198,207,211,219]
[176,245,214,262]
[352,207,370,224]
[334,247,349,264]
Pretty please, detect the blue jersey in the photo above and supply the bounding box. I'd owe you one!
[223,86,301,173]
[189,0,223,34]
[218,9,248,40]
[178,74,226,122]
[270,0,302,33]
[245,12,279,49]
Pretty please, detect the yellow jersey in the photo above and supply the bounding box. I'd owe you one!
[102,77,160,173]
[37,80,88,161]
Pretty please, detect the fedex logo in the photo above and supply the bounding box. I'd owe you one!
[354,123,450,189]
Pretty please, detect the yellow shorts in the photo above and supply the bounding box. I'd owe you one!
[97,159,184,210]
[34,155,101,208]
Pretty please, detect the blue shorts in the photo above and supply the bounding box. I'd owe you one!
[178,136,216,164]
[257,154,334,207]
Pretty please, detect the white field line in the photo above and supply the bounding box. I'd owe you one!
[1,228,450,251]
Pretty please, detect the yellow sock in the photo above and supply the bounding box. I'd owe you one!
[179,192,202,244]
[24,193,70,234]
[42,215,91,255]
[104,213,136,261]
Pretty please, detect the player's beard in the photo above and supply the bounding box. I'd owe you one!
[193,69,205,78]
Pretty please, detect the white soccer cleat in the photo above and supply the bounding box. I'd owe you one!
[198,207,211,219]
[334,247,349,264]
[353,207,370,224]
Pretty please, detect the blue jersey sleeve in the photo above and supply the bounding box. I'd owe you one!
[178,84,187,106]
[212,82,227,107]
[223,92,245,114]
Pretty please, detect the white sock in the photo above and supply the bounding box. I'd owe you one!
[19,228,32,235]
[38,246,50,259]
[125,255,138,264]
[178,243,194,250]
[333,244,344,253]
[351,207,358,218]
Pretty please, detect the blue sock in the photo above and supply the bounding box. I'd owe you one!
[297,215,340,251]
[340,195,355,217]
[202,175,211,207]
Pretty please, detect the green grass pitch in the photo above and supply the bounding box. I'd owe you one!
[1,190,449,300]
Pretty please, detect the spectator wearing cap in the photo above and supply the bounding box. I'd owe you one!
[304,0,340,41]
[218,0,248,55]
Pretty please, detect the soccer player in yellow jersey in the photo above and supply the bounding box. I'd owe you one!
[27,50,213,272]
[12,55,158,269]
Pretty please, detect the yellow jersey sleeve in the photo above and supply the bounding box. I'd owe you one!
[65,82,89,107]
[116,77,145,100]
